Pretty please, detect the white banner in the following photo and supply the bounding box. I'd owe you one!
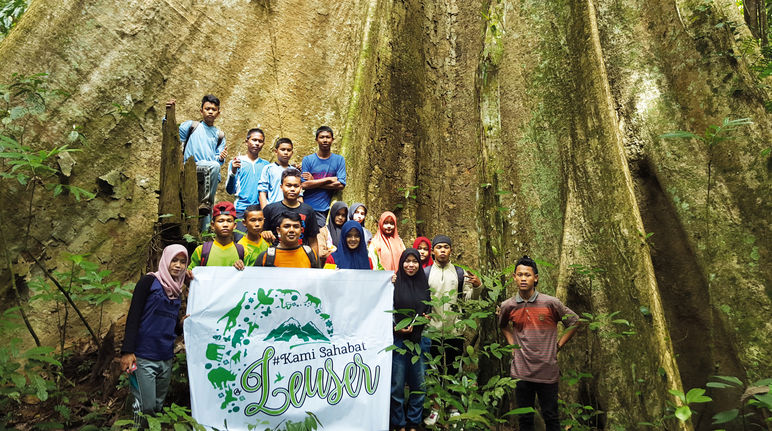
[184,267,394,431]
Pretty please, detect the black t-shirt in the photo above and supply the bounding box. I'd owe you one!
[262,201,320,244]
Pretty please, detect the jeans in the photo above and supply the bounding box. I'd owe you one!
[130,357,172,428]
[514,380,560,431]
[197,160,221,231]
[391,337,426,428]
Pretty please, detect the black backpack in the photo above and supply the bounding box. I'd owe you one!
[200,241,245,266]
[424,264,465,298]
[259,245,318,268]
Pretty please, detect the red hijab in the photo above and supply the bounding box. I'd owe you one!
[372,211,406,271]
[412,236,433,268]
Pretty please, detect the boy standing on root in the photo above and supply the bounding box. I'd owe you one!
[226,128,269,241]
[187,202,245,273]
[498,256,580,431]
[253,212,319,268]
[175,95,228,232]
[301,126,346,228]
[261,168,319,257]
[258,137,295,208]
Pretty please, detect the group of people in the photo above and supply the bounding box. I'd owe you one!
[119,95,580,431]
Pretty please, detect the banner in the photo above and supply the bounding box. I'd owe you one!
[184,267,394,431]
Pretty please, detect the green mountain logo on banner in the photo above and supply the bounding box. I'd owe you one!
[264,317,330,343]
[203,288,336,413]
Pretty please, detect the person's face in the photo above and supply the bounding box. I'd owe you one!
[382,218,395,236]
[278,219,302,245]
[403,254,419,276]
[352,206,366,223]
[168,253,187,277]
[211,214,235,238]
[334,208,347,227]
[246,132,265,155]
[275,143,293,164]
[514,265,538,294]
[281,176,302,201]
[244,211,264,235]
[345,229,361,250]
[200,101,220,126]
[417,242,430,262]
[316,131,334,152]
[433,243,451,265]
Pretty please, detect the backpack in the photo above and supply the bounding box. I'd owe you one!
[261,245,318,268]
[200,241,245,266]
[182,121,225,156]
[424,264,466,298]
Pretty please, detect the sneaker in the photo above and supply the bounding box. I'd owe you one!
[424,410,439,426]
[449,409,460,418]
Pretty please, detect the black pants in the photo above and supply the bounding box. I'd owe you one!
[514,380,560,431]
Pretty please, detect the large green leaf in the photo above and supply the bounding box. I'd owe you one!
[674,406,692,422]
[711,409,739,425]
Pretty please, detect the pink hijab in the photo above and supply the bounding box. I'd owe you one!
[372,211,406,271]
[149,244,189,299]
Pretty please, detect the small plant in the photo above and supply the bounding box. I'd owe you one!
[661,117,753,255]
[707,375,772,429]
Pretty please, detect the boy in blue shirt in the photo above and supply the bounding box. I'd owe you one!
[301,126,346,227]
[258,137,295,208]
[177,95,227,231]
[226,128,269,240]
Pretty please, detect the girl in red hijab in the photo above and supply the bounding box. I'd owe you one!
[369,211,406,271]
[413,236,433,268]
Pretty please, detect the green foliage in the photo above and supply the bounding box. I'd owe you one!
[0,0,28,38]
[408,265,530,429]
[113,404,207,431]
[668,387,712,422]
[0,308,61,421]
[660,117,753,148]
[706,375,772,429]
[579,311,636,338]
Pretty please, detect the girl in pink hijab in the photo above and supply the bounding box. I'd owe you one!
[369,211,406,271]
[120,244,188,425]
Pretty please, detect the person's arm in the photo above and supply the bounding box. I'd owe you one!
[307,235,319,260]
[225,159,238,195]
[558,325,579,351]
[319,178,345,190]
[257,167,271,208]
[178,119,190,154]
[121,275,154,371]
[501,324,516,346]
[323,157,346,191]
[301,175,336,190]
[216,133,227,165]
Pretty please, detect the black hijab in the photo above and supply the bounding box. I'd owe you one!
[393,248,431,341]
[326,201,349,248]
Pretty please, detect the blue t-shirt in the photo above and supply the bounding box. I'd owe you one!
[257,163,290,206]
[180,120,226,165]
[226,156,269,213]
[301,153,346,211]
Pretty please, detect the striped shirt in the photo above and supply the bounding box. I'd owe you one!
[498,291,578,383]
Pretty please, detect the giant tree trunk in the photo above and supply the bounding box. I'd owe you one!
[1,0,769,428]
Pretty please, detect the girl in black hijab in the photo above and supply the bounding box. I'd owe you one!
[390,248,431,431]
